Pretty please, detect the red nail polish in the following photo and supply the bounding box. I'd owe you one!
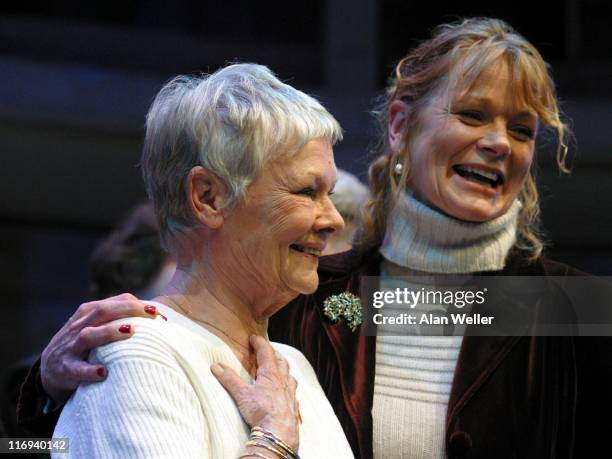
[119,324,131,334]
[158,312,168,321]
[144,305,157,315]
[97,367,106,378]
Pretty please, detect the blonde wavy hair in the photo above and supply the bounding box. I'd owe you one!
[357,17,570,261]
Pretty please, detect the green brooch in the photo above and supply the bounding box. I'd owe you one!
[323,292,363,332]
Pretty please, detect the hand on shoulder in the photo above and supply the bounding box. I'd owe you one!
[40,293,160,404]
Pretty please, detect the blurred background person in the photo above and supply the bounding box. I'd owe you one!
[323,169,370,255]
[89,202,175,299]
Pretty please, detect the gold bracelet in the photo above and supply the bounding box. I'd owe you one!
[245,439,289,459]
[250,429,298,459]
[251,427,299,459]
[251,431,296,456]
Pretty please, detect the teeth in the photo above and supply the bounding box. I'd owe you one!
[292,244,322,256]
[302,247,322,256]
[459,166,500,182]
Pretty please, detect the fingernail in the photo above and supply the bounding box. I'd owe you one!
[119,324,131,334]
[144,305,157,316]
[158,312,168,321]
[211,363,224,376]
[97,367,106,378]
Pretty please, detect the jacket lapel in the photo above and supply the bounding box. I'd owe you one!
[447,251,546,426]
[447,334,521,424]
[315,248,381,457]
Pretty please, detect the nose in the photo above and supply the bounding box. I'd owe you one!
[314,196,345,236]
[477,121,511,159]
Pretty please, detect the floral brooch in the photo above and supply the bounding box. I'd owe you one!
[323,292,363,332]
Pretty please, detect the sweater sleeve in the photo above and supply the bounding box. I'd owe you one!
[53,322,209,458]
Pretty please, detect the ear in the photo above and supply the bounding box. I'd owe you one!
[187,166,227,229]
[388,100,410,153]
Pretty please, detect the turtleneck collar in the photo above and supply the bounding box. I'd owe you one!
[379,190,521,274]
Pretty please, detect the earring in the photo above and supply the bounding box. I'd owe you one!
[394,162,403,175]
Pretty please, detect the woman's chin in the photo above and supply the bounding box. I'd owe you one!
[290,271,320,295]
[301,278,320,295]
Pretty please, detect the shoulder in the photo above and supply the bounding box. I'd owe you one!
[56,318,212,457]
[538,257,589,276]
[93,314,207,371]
[502,249,589,276]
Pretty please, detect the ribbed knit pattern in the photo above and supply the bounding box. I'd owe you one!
[380,191,520,274]
[373,195,519,459]
[53,302,353,459]
[373,334,461,459]
[373,267,463,459]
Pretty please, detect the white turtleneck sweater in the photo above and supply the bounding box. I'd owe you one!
[372,192,520,459]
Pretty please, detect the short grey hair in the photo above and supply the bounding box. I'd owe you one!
[141,63,343,252]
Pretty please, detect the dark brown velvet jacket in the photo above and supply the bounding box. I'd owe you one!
[17,249,612,458]
[268,248,612,459]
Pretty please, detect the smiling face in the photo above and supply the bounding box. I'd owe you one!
[397,58,538,222]
[222,138,344,304]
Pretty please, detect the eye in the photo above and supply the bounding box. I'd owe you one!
[510,125,535,141]
[456,110,485,124]
[296,187,316,197]
[327,190,336,197]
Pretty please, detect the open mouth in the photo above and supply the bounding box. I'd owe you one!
[290,244,322,257]
[453,165,504,189]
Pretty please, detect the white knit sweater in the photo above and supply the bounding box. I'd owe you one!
[53,302,354,459]
[373,192,520,459]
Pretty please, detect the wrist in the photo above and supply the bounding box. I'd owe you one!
[253,423,299,455]
[45,389,70,405]
[40,376,70,406]
[242,426,301,459]
[239,447,274,459]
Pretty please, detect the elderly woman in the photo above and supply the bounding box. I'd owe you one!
[17,18,611,459]
[48,63,354,458]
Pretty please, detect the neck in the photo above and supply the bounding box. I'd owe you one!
[379,191,521,273]
[172,228,298,320]
[157,230,299,369]
[154,242,296,375]
[158,266,267,343]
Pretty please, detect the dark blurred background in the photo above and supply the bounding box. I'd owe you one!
[0,0,611,374]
